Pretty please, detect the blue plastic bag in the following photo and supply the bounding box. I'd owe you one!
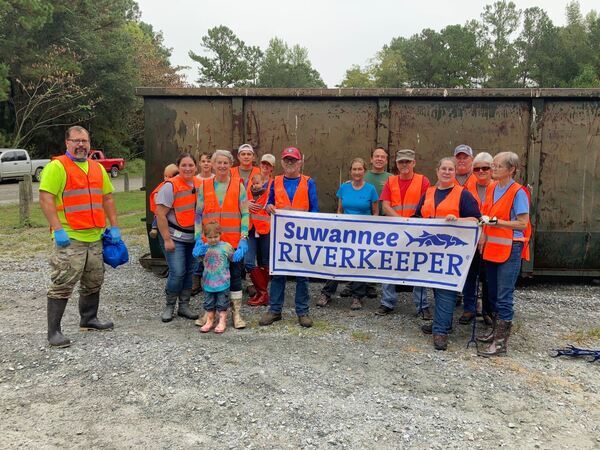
[102,229,129,268]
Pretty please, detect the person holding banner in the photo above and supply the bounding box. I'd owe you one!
[416,157,480,351]
[459,152,495,326]
[193,149,250,330]
[317,158,379,310]
[377,149,432,319]
[245,154,276,307]
[477,151,530,357]
[260,146,319,328]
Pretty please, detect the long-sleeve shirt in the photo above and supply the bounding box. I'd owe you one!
[194,178,249,242]
[267,176,319,213]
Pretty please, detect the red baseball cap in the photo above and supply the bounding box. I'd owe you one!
[281,147,302,160]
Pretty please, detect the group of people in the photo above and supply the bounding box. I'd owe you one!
[40,125,530,358]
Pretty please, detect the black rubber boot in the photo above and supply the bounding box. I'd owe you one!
[79,292,114,331]
[47,298,71,348]
[161,291,178,322]
[177,289,199,320]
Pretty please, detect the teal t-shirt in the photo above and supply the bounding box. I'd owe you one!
[336,181,379,215]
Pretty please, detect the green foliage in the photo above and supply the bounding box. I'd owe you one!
[189,25,262,87]
[344,0,600,89]
[258,38,325,88]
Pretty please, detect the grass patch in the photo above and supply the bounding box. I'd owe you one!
[123,158,145,177]
[563,327,600,344]
[0,190,147,257]
[351,330,372,342]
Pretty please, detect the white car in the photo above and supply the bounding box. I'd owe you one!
[0,149,50,182]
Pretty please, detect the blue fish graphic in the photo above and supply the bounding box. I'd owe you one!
[404,231,468,248]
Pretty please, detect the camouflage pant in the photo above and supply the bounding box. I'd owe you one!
[47,240,105,299]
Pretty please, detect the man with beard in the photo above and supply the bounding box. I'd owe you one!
[39,126,120,348]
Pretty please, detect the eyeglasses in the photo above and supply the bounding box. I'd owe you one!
[473,166,491,172]
[67,139,89,144]
[282,158,300,164]
[491,163,506,169]
[396,160,413,165]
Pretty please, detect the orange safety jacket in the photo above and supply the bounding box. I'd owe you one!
[149,181,166,214]
[454,172,478,191]
[274,175,310,211]
[202,178,242,247]
[169,175,201,228]
[247,179,273,235]
[482,182,532,263]
[421,185,463,218]
[466,181,496,210]
[231,166,261,189]
[388,173,424,217]
[56,155,106,230]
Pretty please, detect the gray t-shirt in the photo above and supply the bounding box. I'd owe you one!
[155,181,195,243]
[476,183,487,204]
[455,173,470,186]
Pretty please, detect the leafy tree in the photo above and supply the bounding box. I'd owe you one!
[189,26,259,87]
[481,0,521,87]
[258,38,325,88]
[372,39,408,87]
[438,24,486,87]
[337,65,374,88]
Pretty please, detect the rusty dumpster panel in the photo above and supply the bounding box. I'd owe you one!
[535,100,600,270]
[388,100,531,183]
[243,99,378,209]
[138,88,600,275]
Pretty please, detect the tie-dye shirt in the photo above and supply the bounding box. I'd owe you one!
[202,241,234,293]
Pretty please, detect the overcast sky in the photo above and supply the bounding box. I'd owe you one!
[136,0,598,87]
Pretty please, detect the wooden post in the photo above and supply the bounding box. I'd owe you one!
[19,175,32,226]
[123,172,130,192]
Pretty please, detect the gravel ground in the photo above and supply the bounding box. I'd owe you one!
[1,241,599,449]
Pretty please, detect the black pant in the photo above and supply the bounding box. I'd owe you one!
[322,280,367,299]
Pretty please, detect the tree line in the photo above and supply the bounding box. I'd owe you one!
[1,1,598,160]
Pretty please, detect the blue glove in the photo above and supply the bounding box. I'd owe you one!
[108,227,121,244]
[53,229,70,247]
[192,240,209,258]
[232,238,248,262]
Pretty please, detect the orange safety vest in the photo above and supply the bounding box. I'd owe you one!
[274,175,310,211]
[231,166,260,189]
[169,175,201,228]
[454,172,478,191]
[56,155,106,230]
[421,185,463,218]
[388,173,424,217]
[149,181,166,214]
[202,178,242,247]
[247,179,273,235]
[467,181,496,209]
[482,182,531,263]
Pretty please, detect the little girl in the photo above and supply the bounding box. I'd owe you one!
[200,221,235,334]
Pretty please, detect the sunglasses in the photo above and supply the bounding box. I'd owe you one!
[473,166,491,172]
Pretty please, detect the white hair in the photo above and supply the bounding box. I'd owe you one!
[211,149,234,163]
[473,152,493,165]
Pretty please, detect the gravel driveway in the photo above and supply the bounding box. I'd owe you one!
[1,241,599,449]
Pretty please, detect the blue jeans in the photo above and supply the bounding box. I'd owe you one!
[486,242,523,321]
[204,290,229,312]
[462,250,481,314]
[159,236,198,294]
[432,288,458,335]
[381,284,430,312]
[269,275,309,316]
[244,232,270,270]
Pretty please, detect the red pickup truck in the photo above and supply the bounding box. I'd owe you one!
[88,150,126,178]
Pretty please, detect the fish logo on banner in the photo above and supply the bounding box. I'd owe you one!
[404,231,468,249]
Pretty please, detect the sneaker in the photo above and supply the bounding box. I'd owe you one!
[433,334,448,351]
[375,305,393,316]
[298,315,313,328]
[259,311,282,326]
[350,298,363,310]
[418,307,433,321]
[316,294,331,307]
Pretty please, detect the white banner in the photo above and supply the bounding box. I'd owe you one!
[269,210,480,292]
